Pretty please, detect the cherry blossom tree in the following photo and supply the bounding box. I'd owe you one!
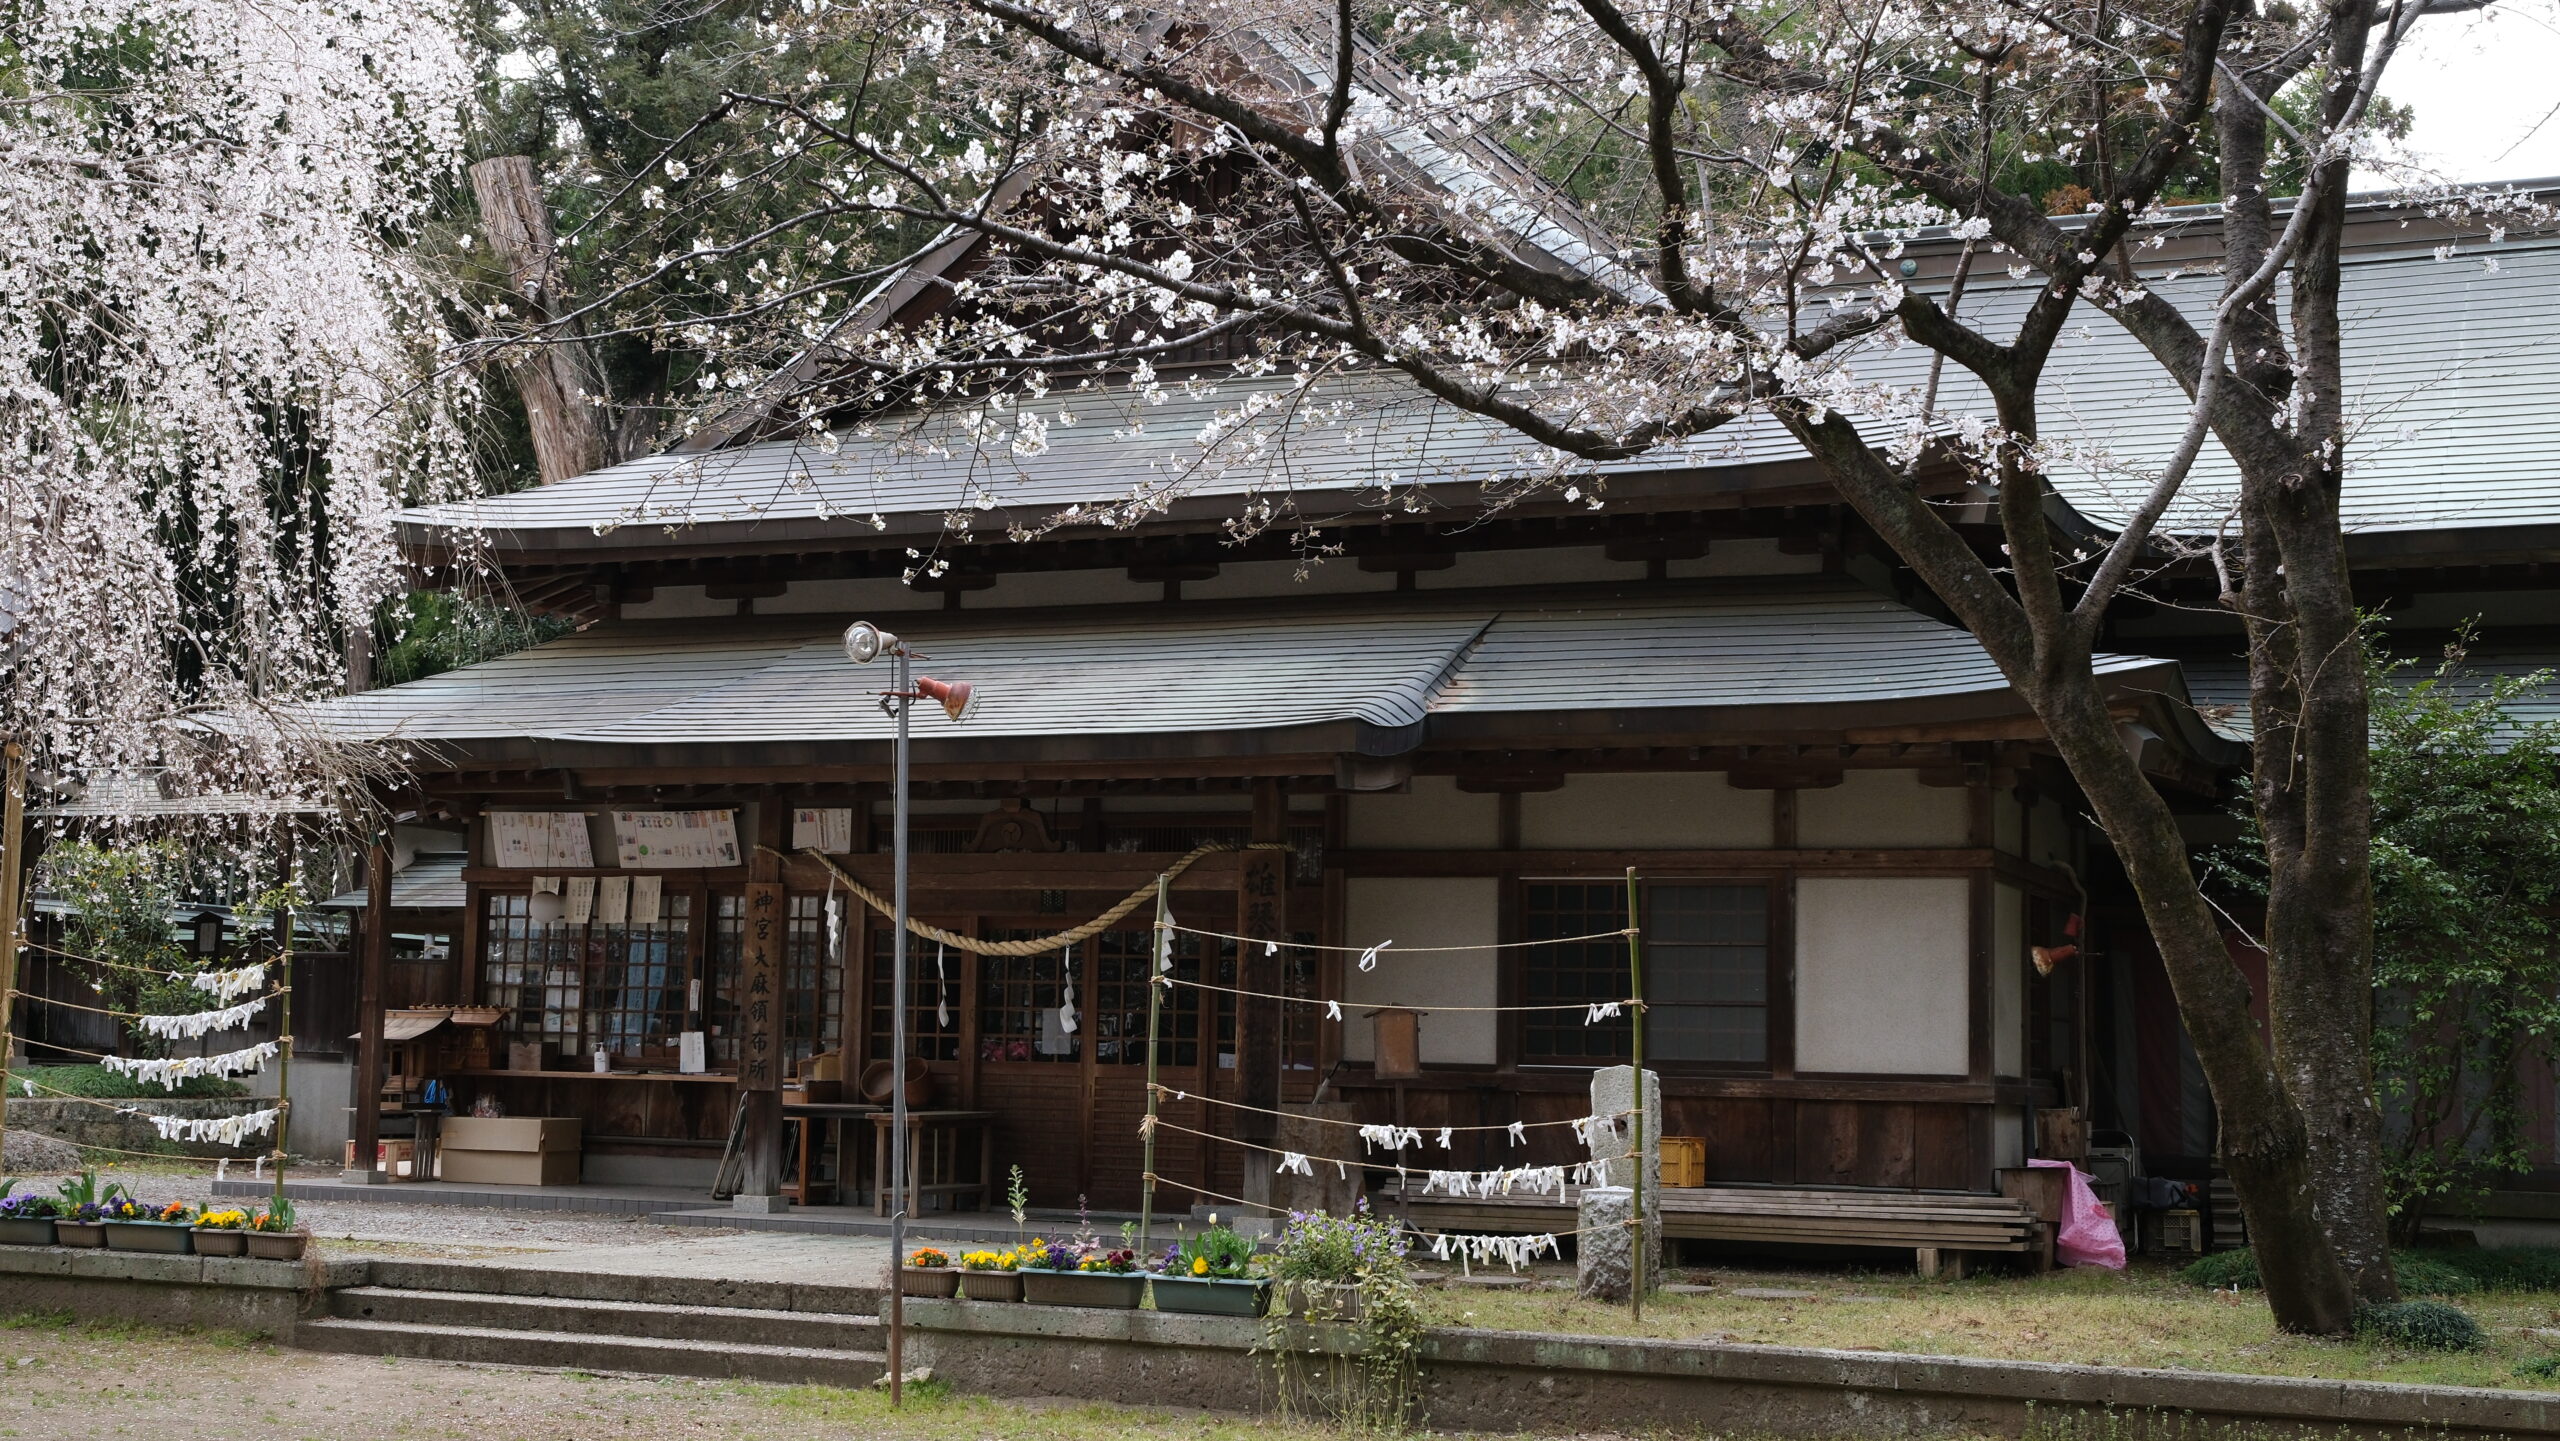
[479,0,2525,1332]
[0,0,481,825]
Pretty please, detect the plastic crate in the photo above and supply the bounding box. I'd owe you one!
[1659,1135,1706,1187]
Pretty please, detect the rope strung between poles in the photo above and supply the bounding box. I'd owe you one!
[1142,1171,1605,1269]
[1147,1082,1633,1134]
[8,1074,281,1148]
[6,987,287,1022]
[768,842,1288,956]
[1163,922,1637,954]
[1149,972,1638,1015]
[1145,1114,1644,1188]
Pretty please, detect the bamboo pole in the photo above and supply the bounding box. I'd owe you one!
[1625,865,1645,1324]
[0,743,27,1169]
[272,868,294,1217]
[1139,875,1168,1280]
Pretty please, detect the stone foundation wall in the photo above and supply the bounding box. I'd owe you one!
[7,1098,272,1159]
[903,1298,2559,1440]
[0,1248,358,1340]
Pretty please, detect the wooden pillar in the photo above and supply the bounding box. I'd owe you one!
[1237,781,1287,1207]
[736,858,788,1208]
[345,836,391,1182]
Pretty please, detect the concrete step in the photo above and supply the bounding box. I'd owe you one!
[329,1287,881,1350]
[295,1316,886,1387]
[361,1256,882,1315]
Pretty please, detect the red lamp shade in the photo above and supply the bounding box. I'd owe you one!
[914,675,977,724]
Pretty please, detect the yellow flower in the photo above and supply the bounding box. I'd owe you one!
[1191,1255,1208,1276]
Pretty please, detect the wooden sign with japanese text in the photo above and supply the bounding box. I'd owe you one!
[740,882,785,1091]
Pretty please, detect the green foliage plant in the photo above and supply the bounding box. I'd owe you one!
[2352,1299,2485,1351]
[1259,1202,1425,1434]
[2212,629,2560,1239]
[41,840,200,1055]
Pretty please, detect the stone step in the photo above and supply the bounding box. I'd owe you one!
[328,1287,882,1350]
[294,1316,887,1387]
[361,1256,882,1315]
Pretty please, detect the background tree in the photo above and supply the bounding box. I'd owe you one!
[2222,637,2560,1240]
[474,0,2516,1331]
[0,0,481,817]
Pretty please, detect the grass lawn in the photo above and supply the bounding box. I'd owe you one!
[1420,1257,2560,1391]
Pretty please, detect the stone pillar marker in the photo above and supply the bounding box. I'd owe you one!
[1577,1185,1638,1300]
[1586,1065,1662,1289]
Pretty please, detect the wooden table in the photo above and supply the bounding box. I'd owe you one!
[781,1101,879,1206]
[868,1110,996,1217]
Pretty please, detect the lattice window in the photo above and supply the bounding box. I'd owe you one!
[1090,927,1202,1066]
[480,892,693,1063]
[1212,933,1318,1072]
[1520,882,1770,1066]
[783,893,843,1065]
[978,932,1079,1063]
[868,927,961,1061]
[1520,883,1632,1061]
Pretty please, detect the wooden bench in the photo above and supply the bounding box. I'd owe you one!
[1387,1182,2042,1276]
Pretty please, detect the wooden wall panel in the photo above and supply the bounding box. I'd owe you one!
[978,1067,1087,1208]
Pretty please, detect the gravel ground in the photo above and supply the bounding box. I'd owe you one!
[0,1317,1476,1441]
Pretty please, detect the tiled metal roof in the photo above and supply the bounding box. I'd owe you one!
[397,372,1804,549]
[1879,240,2560,538]
[319,854,469,912]
[400,238,2560,552]
[303,580,2179,758]
[2175,641,2560,747]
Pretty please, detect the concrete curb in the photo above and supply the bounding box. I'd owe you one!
[902,1298,2560,1439]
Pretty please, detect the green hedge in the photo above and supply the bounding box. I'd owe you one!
[13,1064,247,1100]
[2178,1245,2560,1295]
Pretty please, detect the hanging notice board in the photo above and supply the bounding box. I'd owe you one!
[611,809,742,868]
[489,812,595,869]
[739,882,784,1091]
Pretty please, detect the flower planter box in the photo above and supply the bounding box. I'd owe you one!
[191,1228,248,1257]
[900,1266,960,1298]
[244,1231,308,1261]
[1019,1268,1144,1308]
[0,1218,57,1247]
[1274,1278,1365,1323]
[102,1221,193,1255]
[956,1270,1024,1302]
[1149,1275,1271,1318]
[55,1221,106,1248]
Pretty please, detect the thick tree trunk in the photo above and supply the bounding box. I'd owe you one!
[470,155,612,485]
[1784,407,2363,1334]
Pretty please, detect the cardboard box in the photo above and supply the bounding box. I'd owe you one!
[439,1146,580,1186]
[438,1115,581,1187]
[341,1138,420,1178]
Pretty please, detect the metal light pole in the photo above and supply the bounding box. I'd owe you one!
[843,622,975,1409]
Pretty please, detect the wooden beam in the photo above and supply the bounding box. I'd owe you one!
[347,838,392,1181]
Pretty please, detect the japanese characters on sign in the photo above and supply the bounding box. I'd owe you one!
[739,882,785,1092]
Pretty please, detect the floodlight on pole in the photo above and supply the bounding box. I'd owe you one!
[843,617,977,1411]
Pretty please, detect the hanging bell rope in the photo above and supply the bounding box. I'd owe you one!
[760,841,1289,957]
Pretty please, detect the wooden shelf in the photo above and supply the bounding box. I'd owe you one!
[450,1068,738,1085]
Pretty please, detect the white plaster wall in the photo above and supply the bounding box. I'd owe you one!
[1420,546,1644,589]
[1520,773,1773,849]
[622,585,737,620]
[2029,796,2076,869]
[1667,538,1825,578]
[1796,770,1970,848]
[1994,882,2025,1080]
[1991,1107,2026,1170]
[1346,776,1498,850]
[985,569,1149,609]
[1341,878,1500,1065]
[1794,876,1970,1075]
[1993,791,2024,855]
[759,576,938,616]
[1185,557,1391,600]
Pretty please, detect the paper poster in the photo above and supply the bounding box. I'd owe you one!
[564,876,596,926]
[612,810,741,868]
[792,807,854,853]
[597,875,630,925]
[631,874,663,925]
[489,812,595,869]
[679,1031,706,1074]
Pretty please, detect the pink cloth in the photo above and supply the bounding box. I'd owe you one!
[2030,1157,2127,1269]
